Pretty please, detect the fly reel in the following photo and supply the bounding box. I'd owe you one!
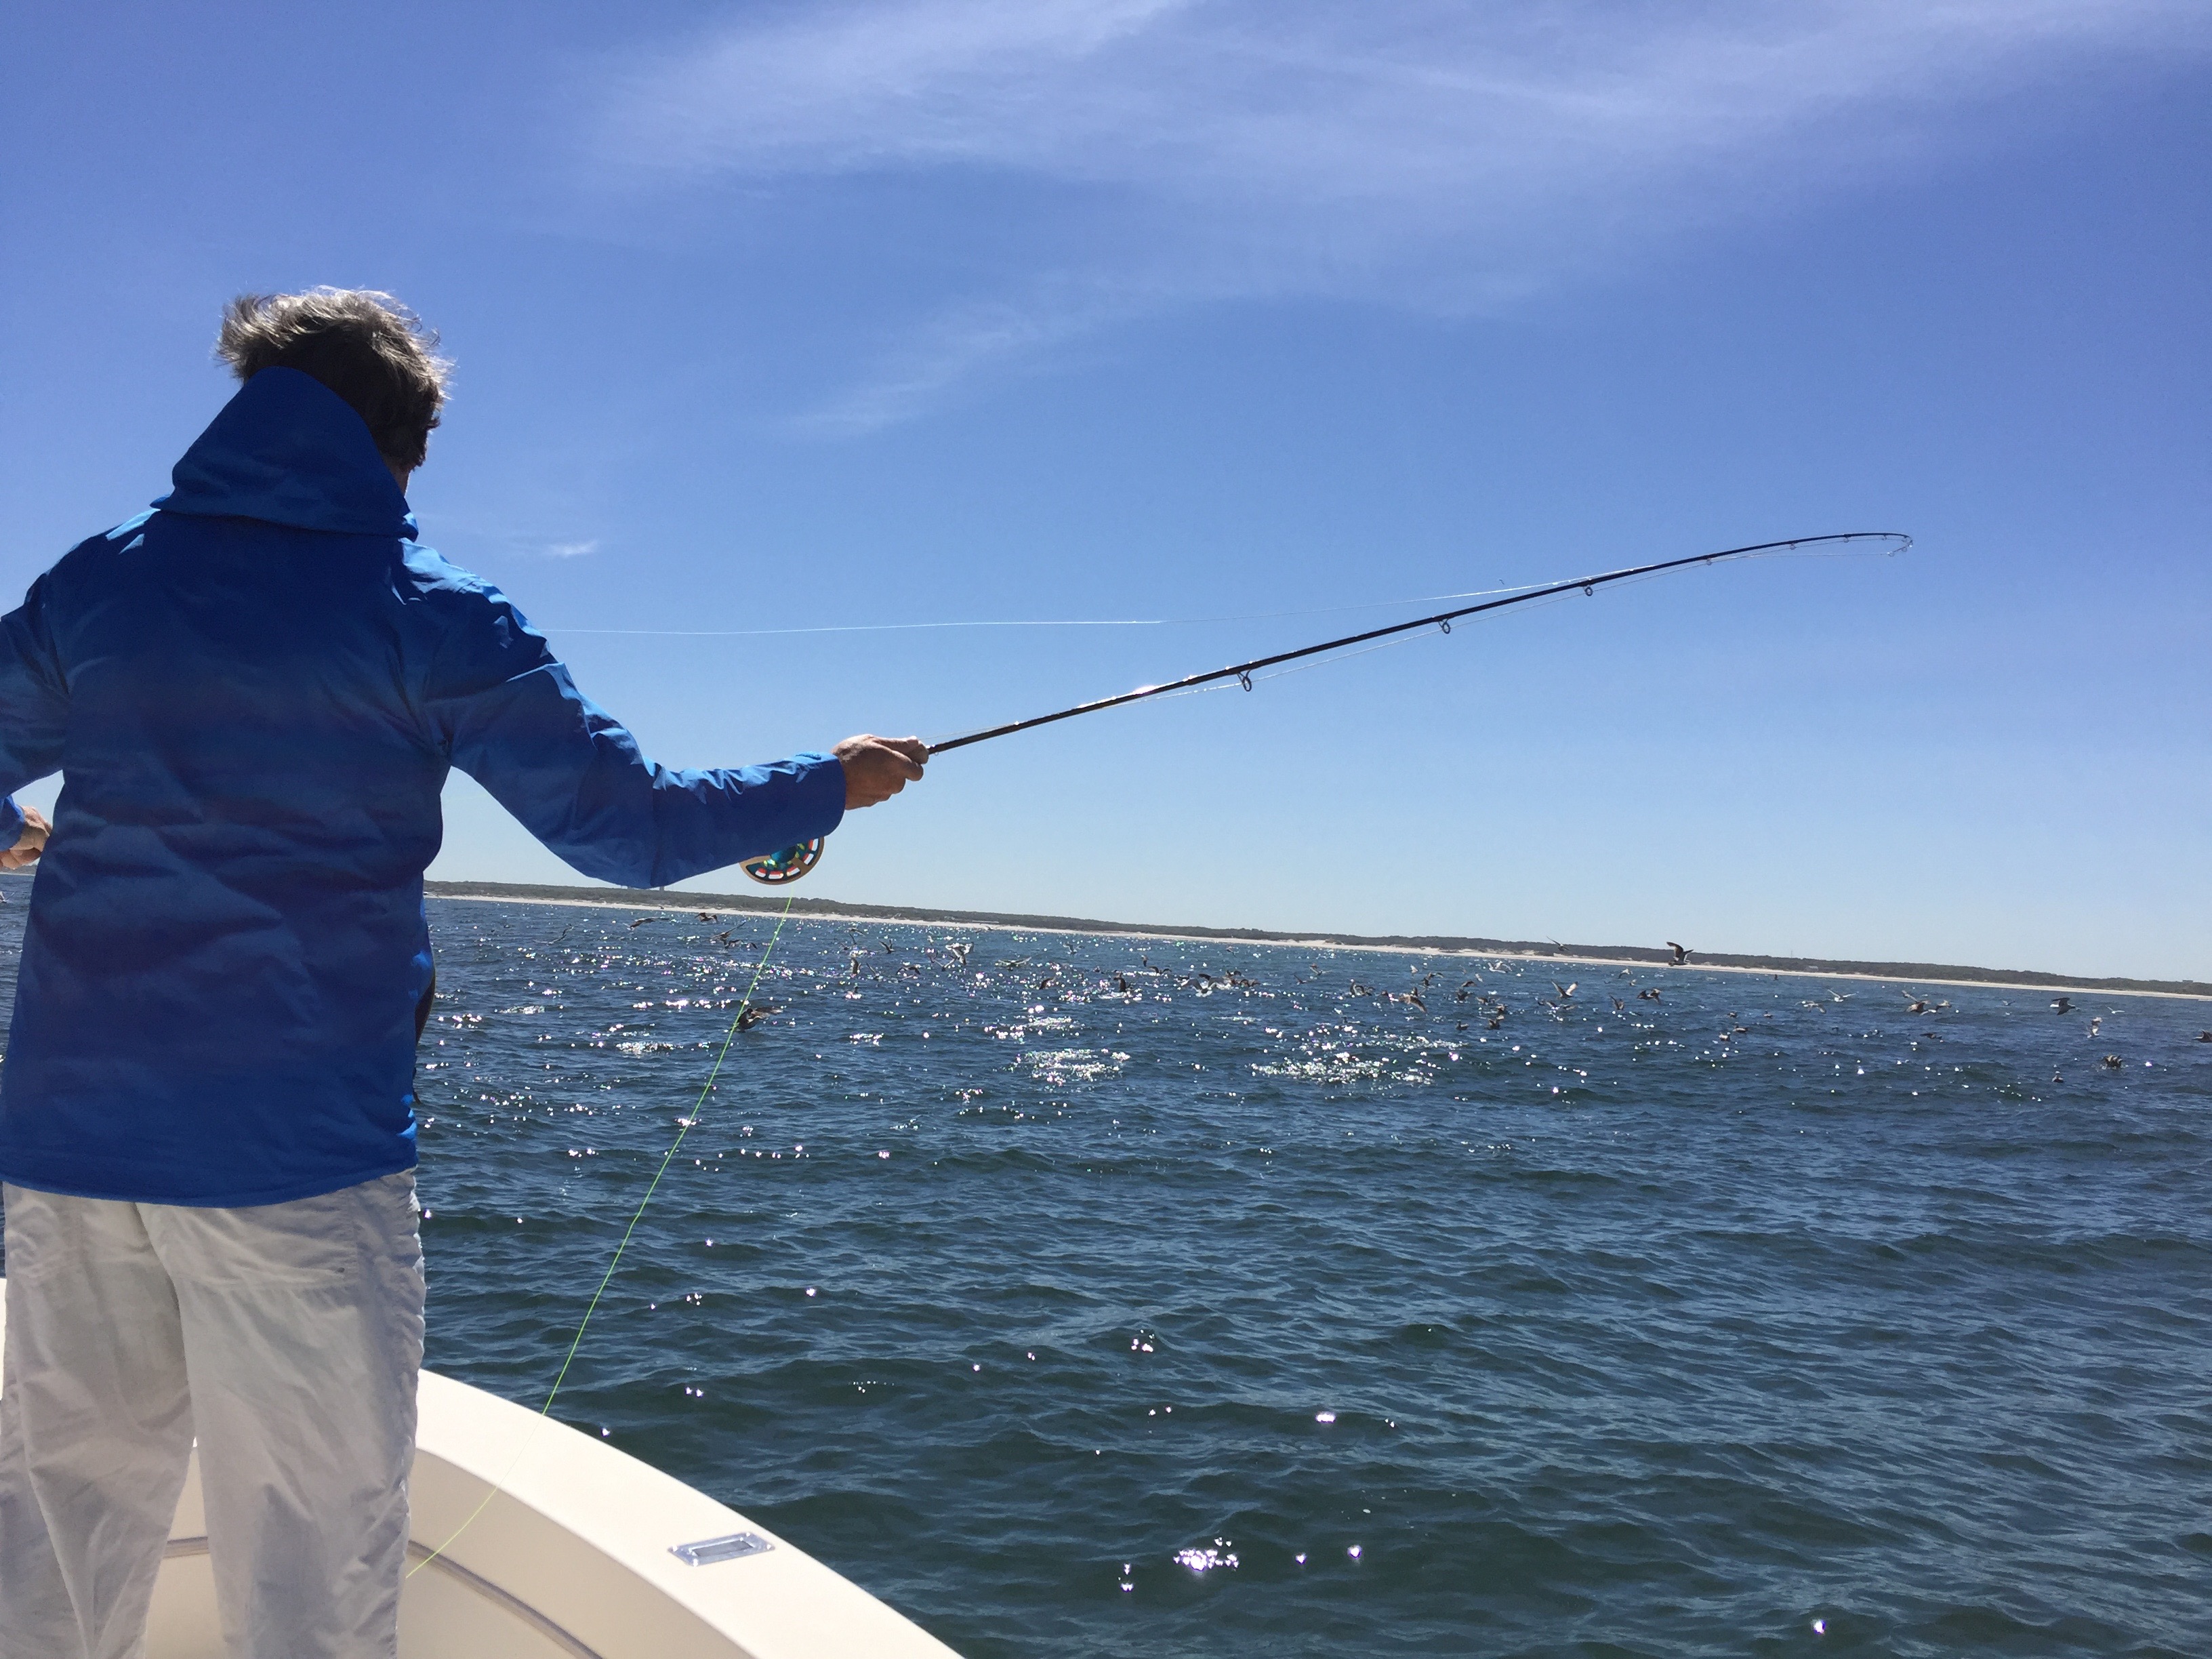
[740,838,823,886]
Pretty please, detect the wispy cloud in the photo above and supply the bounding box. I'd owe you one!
[598,0,2207,426]
[792,274,1154,436]
[543,539,600,558]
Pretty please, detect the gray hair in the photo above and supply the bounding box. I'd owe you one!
[216,289,451,470]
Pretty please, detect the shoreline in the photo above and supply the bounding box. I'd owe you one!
[424,880,2211,1004]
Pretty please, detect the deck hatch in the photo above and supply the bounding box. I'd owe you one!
[671,1530,774,1565]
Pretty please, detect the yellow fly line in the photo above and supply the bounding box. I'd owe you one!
[409,890,799,1577]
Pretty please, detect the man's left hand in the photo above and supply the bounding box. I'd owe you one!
[0,804,51,871]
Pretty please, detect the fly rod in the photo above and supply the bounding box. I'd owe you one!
[739,530,1909,884]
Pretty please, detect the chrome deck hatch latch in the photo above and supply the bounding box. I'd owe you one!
[670,1531,774,1566]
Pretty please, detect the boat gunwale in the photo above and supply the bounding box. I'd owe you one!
[160,1534,607,1659]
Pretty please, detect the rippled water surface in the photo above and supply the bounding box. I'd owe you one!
[413,901,2200,1654]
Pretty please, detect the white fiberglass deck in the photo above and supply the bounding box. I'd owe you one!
[0,1285,961,1659]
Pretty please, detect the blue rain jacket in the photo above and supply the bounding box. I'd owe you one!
[0,367,844,1206]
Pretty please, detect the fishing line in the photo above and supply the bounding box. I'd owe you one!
[539,579,1553,640]
[408,892,798,1576]
[409,529,1904,1559]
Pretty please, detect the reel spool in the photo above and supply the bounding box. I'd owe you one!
[740,839,823,886]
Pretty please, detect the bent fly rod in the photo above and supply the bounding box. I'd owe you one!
[739,530,1910,884]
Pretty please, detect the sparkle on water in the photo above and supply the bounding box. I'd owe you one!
[12,880,2195,1659]
[393,901,2212,1658]
[394,902,2211,1658]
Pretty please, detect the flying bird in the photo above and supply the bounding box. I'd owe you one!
[1637,988,1661,1002]
[697,912,717,923]
[1553,982,1577,1000]
[1666,942,1690,965]
[2051,996,2074,1015]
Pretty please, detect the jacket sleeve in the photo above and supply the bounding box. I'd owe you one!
[0,575,70,844]
[421,583,844,889]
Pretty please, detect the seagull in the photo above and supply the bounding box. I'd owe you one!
[1637,988,1661,1002]
[2089,1017,2102,1038]
[2100,1054,2122,1069]
[1612,998,1626,1014]
[1553,982,1577,1000]
[1904,998,1930,1015]
[1666,942,1690,965]
[735,1003,779,1031]
[628,917,651,928]
[2197,1031,2212,1042]
[2051,996,2074,1015]
[1486,1015,1504,1029]
[697,912,718,923]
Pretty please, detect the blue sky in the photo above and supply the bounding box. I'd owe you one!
[3,2,2206,979]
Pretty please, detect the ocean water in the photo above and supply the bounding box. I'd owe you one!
[4,880,2202,1656]
[403,898,2212,1658]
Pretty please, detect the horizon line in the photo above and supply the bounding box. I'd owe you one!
[422,879,2209,1003]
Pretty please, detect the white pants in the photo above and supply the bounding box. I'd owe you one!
[0,1173,424,1659]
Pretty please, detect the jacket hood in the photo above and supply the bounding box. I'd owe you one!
[155,367,415,538]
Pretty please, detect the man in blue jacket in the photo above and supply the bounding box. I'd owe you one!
[0,289,926,1658]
